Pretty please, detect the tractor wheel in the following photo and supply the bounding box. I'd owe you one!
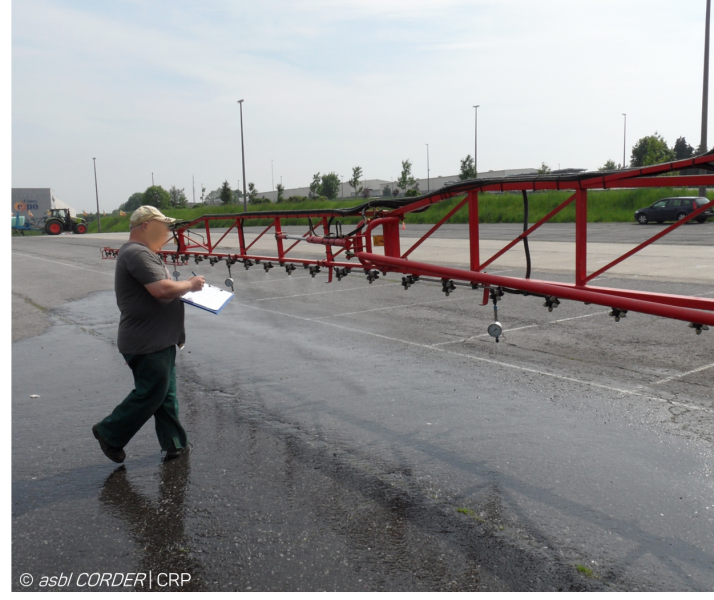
[73,223,88,234]
[45,220,63,235]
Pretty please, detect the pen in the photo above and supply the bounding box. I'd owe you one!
[192,271,197,277]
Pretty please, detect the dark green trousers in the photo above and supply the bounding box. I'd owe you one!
[96,345,188,451]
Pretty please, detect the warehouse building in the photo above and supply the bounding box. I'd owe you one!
[11,188,77,219]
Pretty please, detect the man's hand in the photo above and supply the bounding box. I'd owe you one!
[188,276,205,292]
[145,276,205,300]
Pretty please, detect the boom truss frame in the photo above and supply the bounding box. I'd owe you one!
[102,152,714,331]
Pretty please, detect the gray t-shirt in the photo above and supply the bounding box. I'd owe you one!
[115,241,185,355]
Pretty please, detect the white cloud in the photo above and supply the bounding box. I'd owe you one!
[12,0,711,211]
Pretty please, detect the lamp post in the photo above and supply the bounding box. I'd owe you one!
[425,143,430,191]
[151,172,154,186]
[237,99,248,212]
[473,105,479,176]
[622,113,627,169]
[271,159,274,191]
[92,157,101,233]
[701,0,711,197]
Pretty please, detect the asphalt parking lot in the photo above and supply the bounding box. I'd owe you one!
[11,224,714,591]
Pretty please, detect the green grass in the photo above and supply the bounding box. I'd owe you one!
[86,188,713,233]
[575,564,595,578]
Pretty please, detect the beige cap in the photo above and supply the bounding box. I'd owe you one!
[130,205,177,227]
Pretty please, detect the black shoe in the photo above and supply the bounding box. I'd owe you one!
[163,443,192,462]
[93,425,126,463]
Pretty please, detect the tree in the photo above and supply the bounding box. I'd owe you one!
[321,172,340,199]
[276,183,285,203]
[382,184,392,197]
[204,189,221,205]
[309,173,322,198]
[220,180,233,205]
[396,159,416,192]
[598,159,619,171]
[143,185,171,209]
[459,155,477,180]
[121,192,144,212]
[232,189,243,204]
[169,185,188,208]
[537,162,551,174]
[348,166,363,198]
[673,136,695,160]
[248,182,258,202]
[630,132,675,167]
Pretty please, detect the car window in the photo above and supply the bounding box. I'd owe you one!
[695,198,711,206]
[652,200,667,209]
[667,199,682,207]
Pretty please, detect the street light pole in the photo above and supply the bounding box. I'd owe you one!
[622,113,627,169]
[425,143,430,191]
[271,159,274,191]
[92,157,101,233]
[237,99,248,212]
[701,0,711,197]
[473,105,479,176]
[151,172,154,186]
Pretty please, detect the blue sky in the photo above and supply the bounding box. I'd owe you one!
[11,0,712,211]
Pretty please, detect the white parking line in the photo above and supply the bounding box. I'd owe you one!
[652,361,714,386]
[231,301,708,413]
[230,274,314,284]
[12,252,114,276]
[431,311,610,347]
[314,295,471,320]
[247,282,402,302]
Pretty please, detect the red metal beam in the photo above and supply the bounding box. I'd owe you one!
[401,196,469,259]
[585,198,714,282]
[477,193,577,272]
[468,191,479,271]
[575,189,587,286]
[356,252,714,327]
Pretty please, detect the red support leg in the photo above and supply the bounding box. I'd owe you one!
[274,217,284,261]
[382,218,401,258]
[575,188,587,287]
[468,190,480,271]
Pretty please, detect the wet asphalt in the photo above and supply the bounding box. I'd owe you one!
[11,225,714,591]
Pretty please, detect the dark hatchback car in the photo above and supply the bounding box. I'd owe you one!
[634,196,714,224]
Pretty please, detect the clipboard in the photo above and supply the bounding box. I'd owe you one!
[181,283,234,314]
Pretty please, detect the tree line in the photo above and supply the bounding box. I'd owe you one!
[118,133,705,215]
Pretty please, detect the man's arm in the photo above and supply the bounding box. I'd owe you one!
[145,276,205,300]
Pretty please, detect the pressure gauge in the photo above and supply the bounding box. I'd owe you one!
[487,321,503,341]
[172,270,180,280]
[225,277,234,289]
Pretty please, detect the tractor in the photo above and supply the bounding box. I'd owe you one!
[44,208,88,235]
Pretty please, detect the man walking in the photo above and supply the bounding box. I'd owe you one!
[93,205,205,463]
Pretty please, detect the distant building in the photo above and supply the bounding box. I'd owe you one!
[11,188,77,219]
[252,168,538,203]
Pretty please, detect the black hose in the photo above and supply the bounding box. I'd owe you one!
[521,190,531,279]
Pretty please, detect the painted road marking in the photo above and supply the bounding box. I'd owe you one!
[231,300,708,413]
[315,295,471,319]
[13,252,114,276]
[431,311,610,347]
[651,362,714,386]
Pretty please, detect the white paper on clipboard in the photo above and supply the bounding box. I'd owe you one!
[181,284,234,314]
